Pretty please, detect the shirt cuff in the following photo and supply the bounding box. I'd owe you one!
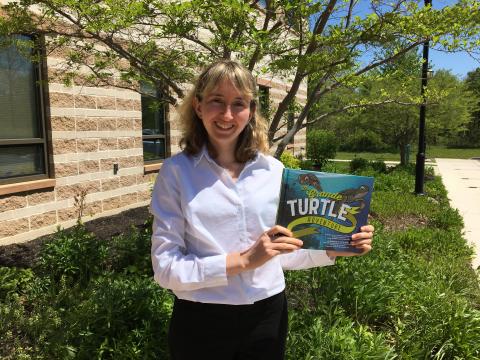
[309,250,336,266]
[203,254,229,287]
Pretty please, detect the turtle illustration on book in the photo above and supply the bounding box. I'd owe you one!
[333,185,370,213]
[298,173,322,191]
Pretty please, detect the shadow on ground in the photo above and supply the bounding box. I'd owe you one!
[0,206,150,268]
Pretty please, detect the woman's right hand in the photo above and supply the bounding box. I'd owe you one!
[226,225,303,275]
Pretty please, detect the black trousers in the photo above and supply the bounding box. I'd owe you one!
[168,291,288,360]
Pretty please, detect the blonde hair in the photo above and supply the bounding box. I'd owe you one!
[178,59,269,162]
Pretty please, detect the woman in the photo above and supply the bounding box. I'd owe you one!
[150,59,374,360]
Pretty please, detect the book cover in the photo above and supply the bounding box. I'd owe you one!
[276,168,374,253]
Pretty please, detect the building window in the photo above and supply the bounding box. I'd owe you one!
[258,85,270,120]
[0,35,49,185]
[287,111,295,144]
[141,82,167,163]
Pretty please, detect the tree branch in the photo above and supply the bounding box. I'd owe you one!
[37,0,185,98]
[304,99,428,128]
[345,0,356,29]
[313,40,425,100]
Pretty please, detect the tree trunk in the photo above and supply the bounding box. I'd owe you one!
[399,144,409,166]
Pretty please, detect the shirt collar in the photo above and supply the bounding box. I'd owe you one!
[193,145,213,167]
[193,145,271,170]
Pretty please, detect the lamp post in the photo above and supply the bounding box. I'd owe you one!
[415,0,432,195]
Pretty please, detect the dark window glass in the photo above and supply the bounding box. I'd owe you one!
[0,145,45,179]
[141,82,167,162]
[287,111,295,144]
[0,35,48,185]
[0,38,40,139]
[143,138,166,161]
[141,95,165,135]
[258,85,270,120]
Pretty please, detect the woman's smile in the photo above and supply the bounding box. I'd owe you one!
[214,121,235,130]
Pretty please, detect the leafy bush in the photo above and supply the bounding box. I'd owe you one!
[58,274,172,360]
[429,207,464,231]
[2,166,480,359]
[287,306,396,359]
[36,225,109,285]
[280,151,301,169]
[0,267,34,300]
[299,159,314,170]
[306,130,337,169]
[348,158,388,174]
[370,160,388,173]
[108,221,153,276]
[341,130,388,152]
[320,161,350,174]
[349,157,370,172]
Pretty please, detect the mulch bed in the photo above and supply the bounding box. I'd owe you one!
[0,206,151,268]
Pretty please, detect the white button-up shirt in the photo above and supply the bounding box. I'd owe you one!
[150,147,335,305]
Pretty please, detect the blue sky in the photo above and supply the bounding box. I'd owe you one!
[324,0,480,79]
[429,50,479,79]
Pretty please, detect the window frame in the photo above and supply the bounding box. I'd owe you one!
[140,84,170,165]
[0,34,51,186]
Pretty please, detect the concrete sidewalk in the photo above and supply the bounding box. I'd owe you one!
[435,158,480,269]
[331,159,437,166]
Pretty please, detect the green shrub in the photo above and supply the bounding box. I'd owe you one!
[36,225,109,285]
[349,158,388,174]
[284,165,480,359]
[341,130,388,152]
[302,231,480,358]
[0,274,173,360]
[280,151,301,169]
[429,207,464,231]
[0,294,37,360]
[3,163,479,359]
[349,157,369,172]
[320,161,350,174]
[306,130,337,169]
[108,222,153,276]
[299,159,314,170]
[370,160,388,173]
[287,306,396,359]
[371,167,415,192]
[0,267,34,300]
[58,274,172,360]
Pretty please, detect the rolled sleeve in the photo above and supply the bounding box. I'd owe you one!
[202,254,228,285]
[150,160,228,291]
[280,249,336,270]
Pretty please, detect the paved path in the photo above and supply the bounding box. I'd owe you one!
[435,158,480,269]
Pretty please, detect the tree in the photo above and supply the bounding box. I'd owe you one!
[427,69,477,145]
[309,47,477,164]
[306,129,337,169]
[365,67,476,164]
[1,0,480,157]
[457,67,480,146]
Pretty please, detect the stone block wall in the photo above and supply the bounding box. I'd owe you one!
[0,53,307,245]
[257,77,307,156]
[0,53,157,245]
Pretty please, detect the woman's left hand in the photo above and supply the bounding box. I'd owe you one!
[326,225,374,257]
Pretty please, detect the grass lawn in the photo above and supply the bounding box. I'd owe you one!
[337,145,480,162]
[336,151,402,162]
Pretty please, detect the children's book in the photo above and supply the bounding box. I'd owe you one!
[276,168,374,253]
